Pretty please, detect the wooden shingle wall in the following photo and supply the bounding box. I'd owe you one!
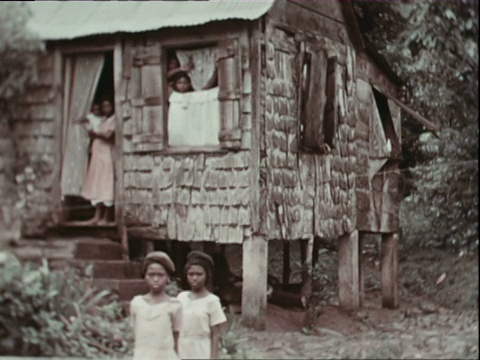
[121,33,254,243]
[355,74,401,233]
[9,52,58,233]
[263,24,357,241]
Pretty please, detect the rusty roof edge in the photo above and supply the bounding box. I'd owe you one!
[26,1,276,41]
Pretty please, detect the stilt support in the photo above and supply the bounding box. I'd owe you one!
[242,234,268,330]
[282,241,291,285]
[338,230,361,309]
[381,232,399,309]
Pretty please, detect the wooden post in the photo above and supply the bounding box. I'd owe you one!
[312,236,321,267]
[381,232,399,309]
[282,241,291,285]
[242,234,268,330]
[52,47,64,225]
[338,230,360,309]
[358,232,365,307]
[300,239,307,283]
[301,237,314,326]
[120,225,129,260]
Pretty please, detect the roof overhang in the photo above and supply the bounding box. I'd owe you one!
[372,84,441,137]
[26,0,275,41]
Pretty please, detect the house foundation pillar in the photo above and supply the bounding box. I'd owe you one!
[338,230,362,309]
[242,234,268,330]
[381,232,399,309]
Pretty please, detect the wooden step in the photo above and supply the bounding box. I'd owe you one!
[46,223,119,241]
[70,259,142,279]
[93,279,148,301]
[72,237,123,260]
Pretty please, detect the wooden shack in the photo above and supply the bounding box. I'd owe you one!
[16,0,439,329]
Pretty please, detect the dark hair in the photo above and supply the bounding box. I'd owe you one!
[171,71,194,92]
[184,252,214,288]
[141,252,175,278]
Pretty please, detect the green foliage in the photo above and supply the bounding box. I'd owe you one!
[400,128,478,251]
[355,0,478,130]
[219,309,262,359]
[354,1,479,251]
[0,2,43,114]
[0,256,133,358]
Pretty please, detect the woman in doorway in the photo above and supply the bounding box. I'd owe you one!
[81,98,115,225]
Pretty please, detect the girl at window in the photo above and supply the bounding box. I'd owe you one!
[81,98,115,225]
[171,71,194,94]
[177,251,227,359]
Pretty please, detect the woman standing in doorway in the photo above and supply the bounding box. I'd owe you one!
[81,98,115,225]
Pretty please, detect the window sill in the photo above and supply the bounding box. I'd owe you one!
[161,145,229,155]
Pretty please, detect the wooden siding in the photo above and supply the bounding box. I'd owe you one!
[121,27,254,243]
[9,52,59,233]
[355,79,401,233]
[263,24,357,241]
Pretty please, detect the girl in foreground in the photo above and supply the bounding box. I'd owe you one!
[130,251,182,360]
[177,250,227,359]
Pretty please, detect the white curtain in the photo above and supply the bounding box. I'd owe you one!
[61,54,104,197]
[168,87,220,147]
[176,47,216,91]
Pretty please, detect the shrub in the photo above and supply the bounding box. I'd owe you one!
[0,254,133,358]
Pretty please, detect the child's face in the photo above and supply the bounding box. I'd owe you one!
[168,58,180,71]
[175,77,191,93]
[91,104,100,116]
[145,263,169,293]
[186,264,207,291]
[101,100,113,117]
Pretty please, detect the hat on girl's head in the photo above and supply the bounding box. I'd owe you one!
[142,251,175,276]
[186,250,214,268]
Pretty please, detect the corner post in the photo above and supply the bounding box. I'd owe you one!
[338,230,360,309]
[381,232,399,308]
[242,234,268,330]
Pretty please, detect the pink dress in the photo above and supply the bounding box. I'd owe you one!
[81,115,115,206]
[177,291,227,359]
[130,295,182,360]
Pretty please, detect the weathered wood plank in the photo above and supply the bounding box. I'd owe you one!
[338,230,360,310]
[242,234,268,330]
[115,38,125,234]
[381,232,399,309]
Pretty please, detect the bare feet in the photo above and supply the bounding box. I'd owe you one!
[83,217,99,226]
[97,219,108,226]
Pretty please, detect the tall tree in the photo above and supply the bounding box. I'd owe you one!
[354,0,478,250]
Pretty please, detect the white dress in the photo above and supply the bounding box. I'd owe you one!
[130,295,182,360]
[177,291,227,359]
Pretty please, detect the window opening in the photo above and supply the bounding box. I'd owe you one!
[166,44,221,148]
[323,56,338,150]
[372,87,400,156]
[299,52,312,147]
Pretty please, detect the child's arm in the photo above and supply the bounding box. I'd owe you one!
[91,116,115,141]
[90,129,114,141]
[173,331,179,354]
[167,62,194,80]
[210,324,221,359]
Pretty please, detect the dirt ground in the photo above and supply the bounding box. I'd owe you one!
[223,241,479,359]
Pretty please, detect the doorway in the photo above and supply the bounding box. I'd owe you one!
[60,51,115,224]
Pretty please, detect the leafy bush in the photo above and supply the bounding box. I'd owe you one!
[0,254,133,358]
[400,128,478,252]
[220,309,262,359]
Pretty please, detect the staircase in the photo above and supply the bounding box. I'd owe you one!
[9,231,147,311]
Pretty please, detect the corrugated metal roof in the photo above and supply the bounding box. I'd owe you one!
[26,1,276,41]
